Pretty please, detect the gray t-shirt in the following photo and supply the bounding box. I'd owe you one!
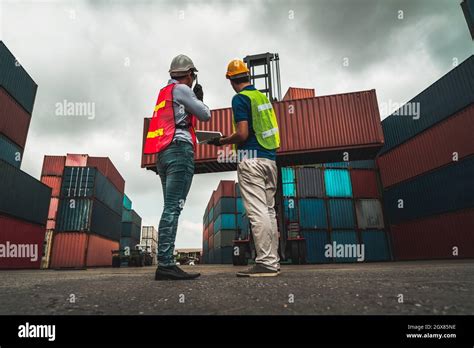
[168,79,211,144]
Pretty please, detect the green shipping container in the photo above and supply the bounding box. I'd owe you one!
[123,194,132,210]
[0,134,22,168]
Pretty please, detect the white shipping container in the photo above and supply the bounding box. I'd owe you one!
[141,226,158,241]
[355,199,384,229]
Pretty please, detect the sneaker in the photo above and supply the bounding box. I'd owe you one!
[155,265,201,281]
[236,264,279,277]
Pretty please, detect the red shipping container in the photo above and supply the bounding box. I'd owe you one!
[0,87,31,149]
[142,89,384,173]
[86,156,125,193]
[41,176,62,197]
[41,156,66,176]
[377,104,474,188]
[49,232,118,269]
[47,197,59,220]
[350,169,380,198]
[390,209,474,261]
[46,219,56,230]
[208,221,214,237]
[65,153,88,167]
[0,214,45,269]
[203,226,209,242]
[282,87,315,101]
[215,180,236,199]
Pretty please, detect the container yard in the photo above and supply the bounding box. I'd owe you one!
[1,2,474,344]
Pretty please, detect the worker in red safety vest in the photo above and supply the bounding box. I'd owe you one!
[144,54,211,280]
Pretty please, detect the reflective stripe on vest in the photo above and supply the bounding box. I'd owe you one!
[237,89,280,150]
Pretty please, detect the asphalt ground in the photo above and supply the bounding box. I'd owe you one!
[0,260,472,315]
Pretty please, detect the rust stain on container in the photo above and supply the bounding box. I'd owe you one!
[377,103,474,188]
[142,90,384,173]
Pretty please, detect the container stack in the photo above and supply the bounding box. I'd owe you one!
[121,201,142,251]
[0,42,52,270]
[141,226,158,264]
[41,154,126,268]
[281,160,389,263]
[202,181,242,264]
[377,55,474,260]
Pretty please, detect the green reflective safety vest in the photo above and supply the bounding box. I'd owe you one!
[233,89,280,150]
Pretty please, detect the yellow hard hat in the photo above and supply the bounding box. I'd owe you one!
[226,59,250,79]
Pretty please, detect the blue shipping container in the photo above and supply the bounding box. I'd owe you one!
[325,169,352,197]
[0,134,22,168]
[302,230,330,264]
[236,197,245,214]
[361,230,390,261]
[383,155,474,224]
[283,198,298,222]
[324,162,350,168]
[281,167,295,183]
[236,213,250,239]
[330,230,359,263]
[299,199,327,229]
[214,213,236,232]
[328,199,355,229]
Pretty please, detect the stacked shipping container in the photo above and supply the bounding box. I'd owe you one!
[42,154,127,268]
[0,42,52,270]
[121,194,142,251]
[377,55,474,261]
[141,226,158,264]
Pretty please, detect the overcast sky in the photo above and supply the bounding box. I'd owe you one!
[1,0,472,248]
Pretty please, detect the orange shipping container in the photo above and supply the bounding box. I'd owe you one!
[49,232,118,269]
[282,87,315,101]
[41,176,62,197]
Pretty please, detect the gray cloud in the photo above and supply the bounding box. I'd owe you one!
[2,0,471,248]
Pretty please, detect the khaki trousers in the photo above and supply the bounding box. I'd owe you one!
[237,157,280,270]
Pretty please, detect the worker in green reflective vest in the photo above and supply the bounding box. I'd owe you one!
[209,59,281,277]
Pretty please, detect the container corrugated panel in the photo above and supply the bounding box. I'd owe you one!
[236,197,245,214]
[390,208,474,260]
[209,234,214,250]
[208,207,214,223]
[142,90,384,173]
[296,167,324,197]
[301,230,330,264]
[41,155,66,176]
[0,159,51,225]
[141,226,157,240]
[208,220,214,236]
[235,182,241,197]
[350,160,376,169]
[324,162,350,168]
[203,226,209,241]
[377,103,474,188]
[0,214,45,269]
[123,194,132,210]
[236,214,249,239]
[214,197,236,217]
[328,199,355,229]
[355,199,384,229]
[330,230,358,262]
[0,134,22,168]
[0,42,38,114]
[120,236,139,250]
[49,232,88,269]
[213,247,222,264]
[65,153,88,167]
[379,55,474,156]
[282,87,315,101]
[61,167,123,215]
[56,198,122,241]
[46,219,56,230]
[121,208,142,225]
[86,234,118,267]
[361,230,390,261]
[214,229,235,248]
[214,213,236,232]
[299,199,327,229]
[351,170,380,198]
[283,198,298,222]
[0,87,31,148]
[203,240,209,253]
[121,222,141,240]
[41,176,62,197]
[47,197,59,220]
[383,155,474,224]
[281,167,295,183]
[86,156,125,194]
[218,246,233,264]
[215,180,236,199]
[282,182,296,197]
[325,169,352,197]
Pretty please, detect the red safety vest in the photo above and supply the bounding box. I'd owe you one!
[143,83,197,154]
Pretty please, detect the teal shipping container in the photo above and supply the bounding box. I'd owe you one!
[299,199,327,229]
[216,246,233,264]
[283,198,298,222]
[281,167,296,197]
[208,206,214,223]
[120,237,139,250]
[324,162,350,168]
[330,230,359,263]
[236,197,245,214]
[302,230,330,264]
[0,134,22,168]
[328,199,355,229]
[361,230,390,261]
[122,208,142,226]
[123,194,132,210]
[121,222,141,240]
[213,197,236,217]
[325,169,352,197]
[214,229,235,248]
[236,213,250,239]
[61,167,122,215]
[214,213,236,232]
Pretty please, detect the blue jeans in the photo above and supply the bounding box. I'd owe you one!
[156,141,194,266]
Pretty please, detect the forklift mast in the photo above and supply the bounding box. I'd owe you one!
[243,52,282,102]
